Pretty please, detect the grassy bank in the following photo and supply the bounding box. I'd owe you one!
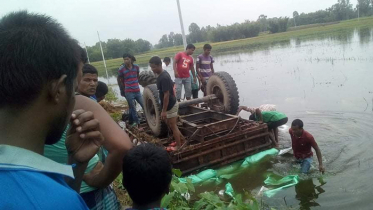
[92,16,373,76]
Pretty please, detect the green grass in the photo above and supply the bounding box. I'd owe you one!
[92,16,373,77]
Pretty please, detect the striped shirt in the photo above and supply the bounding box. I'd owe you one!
[197,54,214,80]
[118,64,140,93]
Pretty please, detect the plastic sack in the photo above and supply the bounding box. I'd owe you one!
[262,175,299,197]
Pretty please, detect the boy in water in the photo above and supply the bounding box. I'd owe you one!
[149,56,183,150]
[196,44,214,96]
[122,144,172,210]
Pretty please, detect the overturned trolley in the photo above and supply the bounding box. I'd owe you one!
[128,71,272,174]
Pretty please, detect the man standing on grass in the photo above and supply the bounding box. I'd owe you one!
[196,44,215,96]
[290,119,325,174]
[118,53,145,127]
[150,56,183,150]
[173,44,197,102]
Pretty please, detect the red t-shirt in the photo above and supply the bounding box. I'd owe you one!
[289,129,318,159]
[175,52,194,78]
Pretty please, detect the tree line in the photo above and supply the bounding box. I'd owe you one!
[86,38,152,62]
[87,0,373,62]
[290,0,373,27]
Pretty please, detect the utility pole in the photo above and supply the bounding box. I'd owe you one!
[176,0,187,50]
[84,42,90,64]
[97,31,110,85]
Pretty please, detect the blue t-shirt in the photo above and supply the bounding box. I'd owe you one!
[0,145,88,210]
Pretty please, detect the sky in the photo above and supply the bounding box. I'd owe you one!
[1,0,358,46]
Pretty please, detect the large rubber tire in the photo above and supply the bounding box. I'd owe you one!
[142,84,168,137]
[138,71,157,87]
[206,71,240,115]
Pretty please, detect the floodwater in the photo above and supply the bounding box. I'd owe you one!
[102,26,373,209]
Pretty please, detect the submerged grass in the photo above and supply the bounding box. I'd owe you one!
[92,17,373,77]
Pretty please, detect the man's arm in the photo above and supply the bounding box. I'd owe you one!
[210,62,214,74]
[190,65,197,84]
[173,54,179,78]
[161,91,170,121]
[313,144,325,173]
[74,95,133,188]
[65,110,104,192]
[236,106,248,115]
[117,75,125,97]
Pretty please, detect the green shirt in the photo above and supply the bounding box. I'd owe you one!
[256,111,287,123]
[44,125,100,193]
[190,71,199,90]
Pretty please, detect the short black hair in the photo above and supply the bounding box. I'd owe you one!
[163,57,171,63]
[123,53,136,62]
[82,64,98,75]
[96,81,108,98]
[122,143,172,206]
[149,56,162,66]
[203,44,212,50]
[291,119,304,129]
[186,43,195,50]
[0,11,80,108]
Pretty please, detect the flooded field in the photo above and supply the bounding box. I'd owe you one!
[103,26,373,209]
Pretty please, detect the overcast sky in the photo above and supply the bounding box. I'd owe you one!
[1,0,358,46]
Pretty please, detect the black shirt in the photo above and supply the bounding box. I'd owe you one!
[157,71,176,111]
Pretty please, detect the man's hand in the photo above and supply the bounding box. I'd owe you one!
[83,161,104,186]
[319,165,325,174]
[193,77,197,84]
[174,71,179,78]
[237,106,246,115]
[161,111,167,121]
[66,109,104,163]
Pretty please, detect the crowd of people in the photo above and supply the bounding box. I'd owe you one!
[0,11,324,210]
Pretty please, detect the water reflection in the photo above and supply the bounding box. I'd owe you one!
[295,178,326,210]
[358,27,372,45]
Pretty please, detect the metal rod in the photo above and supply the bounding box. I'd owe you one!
[178,95,217,108]
[97,31,110,85]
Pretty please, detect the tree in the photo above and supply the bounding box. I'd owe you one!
[135,39,152,53]
[121,39,136,55]
[188,23,202,43]
[357,0,371,17]
[257,14,268,31]
[106,39,123,59]
[168,32,175,47]
[158,34,169,48]
[293,11,299,27]
[173,33,183,46]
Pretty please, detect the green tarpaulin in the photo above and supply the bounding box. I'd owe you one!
[179,148,279,184]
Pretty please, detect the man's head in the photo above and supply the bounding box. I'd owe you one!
[78,64,98,97]
[149,56,163,74]
[122,143,172,207]
[203,44,212,56]
[0,11,81,145]
[123,53,136,66]
[291,119,304,137]
[163,57,171,66]
[185,44,195,55]
[96,81,108,102]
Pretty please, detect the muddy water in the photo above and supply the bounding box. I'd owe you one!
[102,27,373,209]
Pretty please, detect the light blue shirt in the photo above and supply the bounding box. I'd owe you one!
[0,145,88,210]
